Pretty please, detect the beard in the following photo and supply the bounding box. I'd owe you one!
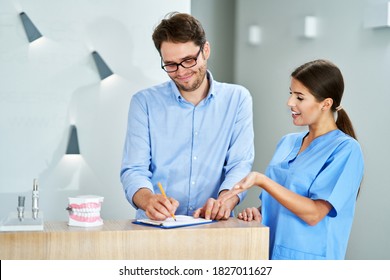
[172,64,207,93]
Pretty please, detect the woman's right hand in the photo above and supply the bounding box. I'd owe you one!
[237,207,262,222]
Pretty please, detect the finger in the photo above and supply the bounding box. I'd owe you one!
[205,209,212,220]
[159,195,174,211]
[252,207,262,222]
[154,196,175,218]
[242,210,248,221]
[246,209,254,222]
[169,198,180,213]
[213,207,223,220]
[253,214,262,222]
[214,204,231,220]
[218,187,242,204]
[145,207,168,221]
[210,201,223,220]
[193,208,201,218]
[144,196,170,220]
[222,208,231,220]
[155,204,173,218]
[203,199,214,220]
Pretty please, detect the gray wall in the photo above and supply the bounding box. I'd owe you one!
[191,0,236,82]
[193,0,390,259]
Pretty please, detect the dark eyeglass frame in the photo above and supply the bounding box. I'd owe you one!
[160,44,204,73]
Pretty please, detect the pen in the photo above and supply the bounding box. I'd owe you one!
[157,182,176,221]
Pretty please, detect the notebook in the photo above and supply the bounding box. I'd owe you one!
[134,215,214,229]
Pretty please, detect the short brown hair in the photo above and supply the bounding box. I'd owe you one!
[152,12,206,54]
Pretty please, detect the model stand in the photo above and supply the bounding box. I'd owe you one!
[0,179,43,232]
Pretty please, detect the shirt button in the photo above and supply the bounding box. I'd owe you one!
[193,156,197,160]
[191,181,195,185]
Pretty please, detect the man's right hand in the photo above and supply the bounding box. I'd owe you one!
[133,188,179,220]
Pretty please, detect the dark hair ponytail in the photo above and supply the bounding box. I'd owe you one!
[291,59,357,140]
[335,108,356,139]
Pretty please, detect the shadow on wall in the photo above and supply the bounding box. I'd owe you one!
[38,17,158,220]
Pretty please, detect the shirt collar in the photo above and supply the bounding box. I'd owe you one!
[172,70,215,103]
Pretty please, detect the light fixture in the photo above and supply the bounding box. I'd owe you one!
[66,125,80,155]
[304,16,317,38]
[292,16,318,39]
[248,25,262,46]
[19,12,43,43]
[301,16,317,38]
[92,51,113,80]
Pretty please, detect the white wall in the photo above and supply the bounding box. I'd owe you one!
[234,0,390,259]
[0,0,190,221]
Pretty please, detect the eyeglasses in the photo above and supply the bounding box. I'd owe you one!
[161,45,203,73]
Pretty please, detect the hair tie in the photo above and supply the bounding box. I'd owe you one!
[336,105,343,112]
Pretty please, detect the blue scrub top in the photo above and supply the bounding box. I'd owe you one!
[261,129,364,260]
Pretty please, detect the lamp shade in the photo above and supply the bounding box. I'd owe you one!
[19,12,42,43]
[92,51,113,80]
[66,125,80,154]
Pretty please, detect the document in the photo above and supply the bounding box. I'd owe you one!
[134,215,214,229]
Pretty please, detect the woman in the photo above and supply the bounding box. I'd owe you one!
[218,59,364,260]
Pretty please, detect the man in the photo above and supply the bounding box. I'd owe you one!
[120,12,254,221]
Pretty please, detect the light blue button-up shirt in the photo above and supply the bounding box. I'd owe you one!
[120,71,254,219]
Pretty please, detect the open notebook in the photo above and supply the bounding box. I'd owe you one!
[134,215,214,229]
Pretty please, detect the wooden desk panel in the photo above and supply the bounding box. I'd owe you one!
[0,218,269,260]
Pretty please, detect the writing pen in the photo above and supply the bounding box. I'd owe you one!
[157,182,176,221]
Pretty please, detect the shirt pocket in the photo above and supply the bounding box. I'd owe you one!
[272,244,326,260]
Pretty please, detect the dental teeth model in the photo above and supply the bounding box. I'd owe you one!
[67,195,104,227]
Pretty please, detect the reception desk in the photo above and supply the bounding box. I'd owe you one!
[0,218,269,260]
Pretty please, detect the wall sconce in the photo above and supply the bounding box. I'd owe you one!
[92,51,113,80]
[248,25,262,46]
[19,12,43,43]
[66,125,80,155]
[300,16,317,38]
[364,2,390,28]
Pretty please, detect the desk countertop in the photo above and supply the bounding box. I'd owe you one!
[0,218,269,260]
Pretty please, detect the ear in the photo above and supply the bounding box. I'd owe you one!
[202,41,211,60]
[321,98,333,111]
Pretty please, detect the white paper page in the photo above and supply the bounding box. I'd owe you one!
[136,215,212,228]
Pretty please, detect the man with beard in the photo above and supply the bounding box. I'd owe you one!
[120,12,254,221]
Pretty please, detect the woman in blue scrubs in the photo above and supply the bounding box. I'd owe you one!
[218,59,364,260]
